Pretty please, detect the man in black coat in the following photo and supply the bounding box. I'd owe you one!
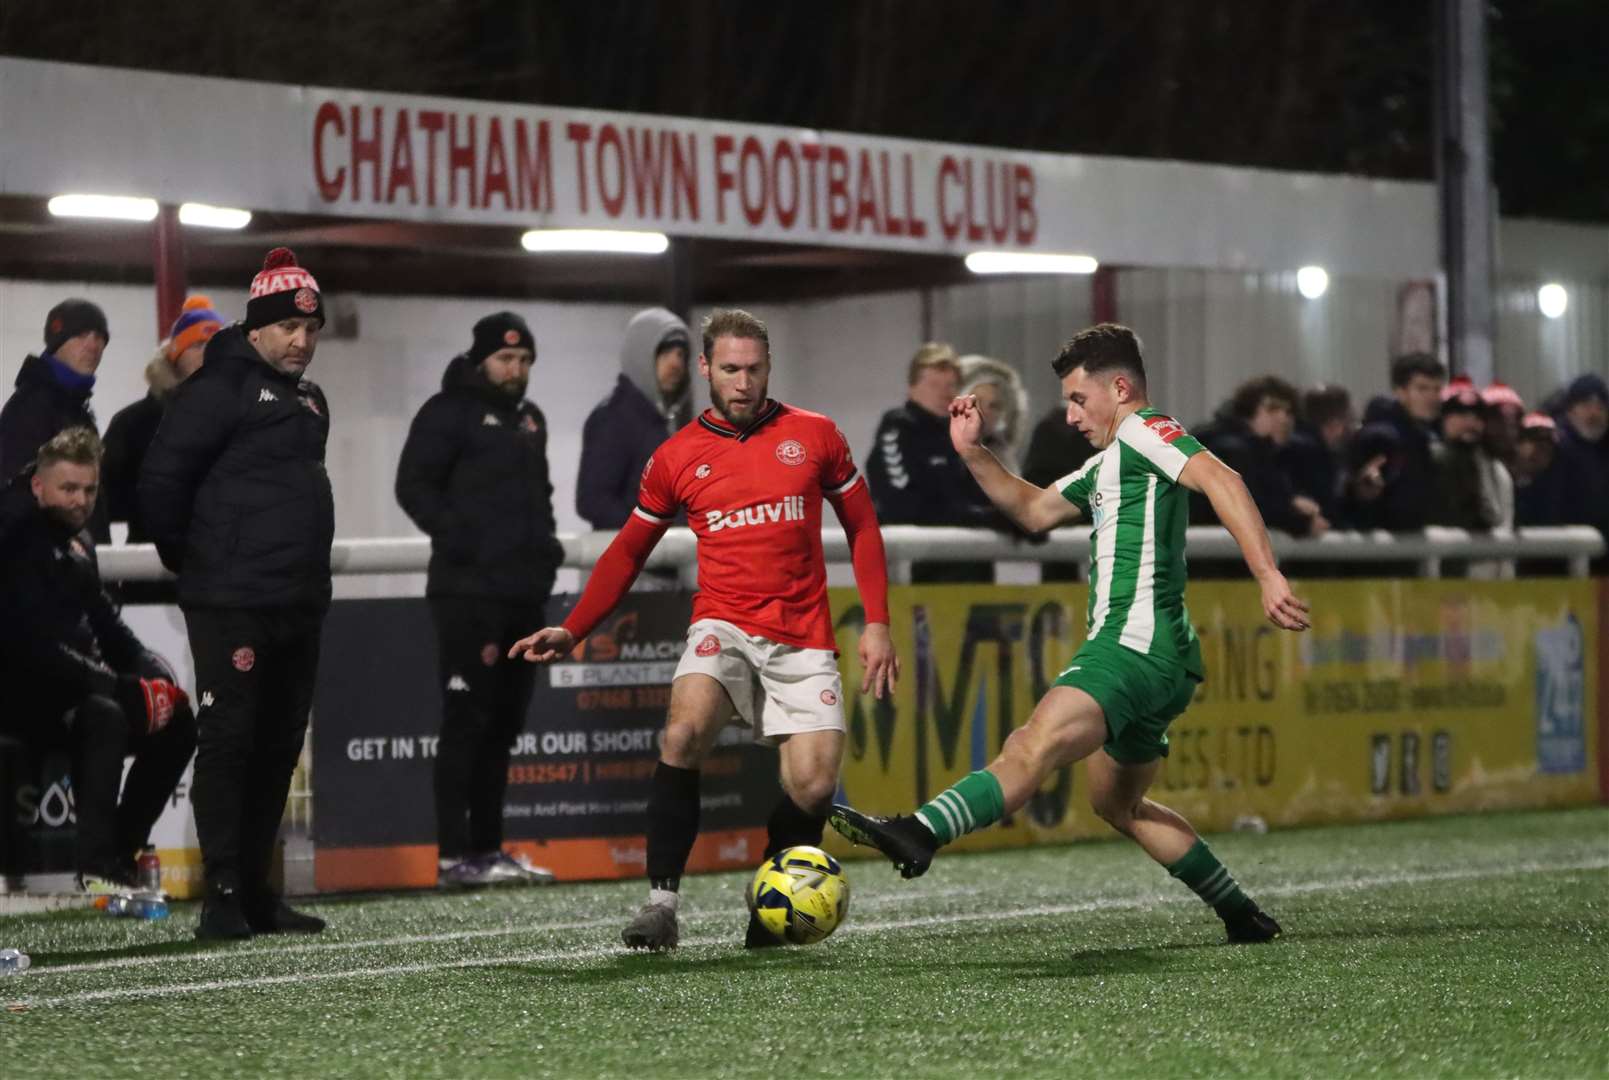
[1350,353,1446,532]
[395,312,562,887]
[865,343,1021,581]
[103,295,222,544]
[0,428,195,892]
[1192,376,1324,538]
[139,248,333,940]
[576,307,693,530]
[0,298,112,542]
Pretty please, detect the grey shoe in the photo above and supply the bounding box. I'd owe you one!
[621,902,679,951]
[437,855,497,888]
[482,851,557,885]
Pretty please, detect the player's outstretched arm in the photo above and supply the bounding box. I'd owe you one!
[950,395,1081,534]
[1178,452,1311,632]
[508,512,670,663]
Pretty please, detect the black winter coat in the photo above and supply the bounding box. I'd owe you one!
[0,472,147,706]
[1191,415,1310,535]
[865,401,1003,528]
[576,374,674,529]
[0,354,110,542]
[102,392,165,542]
[1349,397,1439,532]
[395,353,561,600]
[138,326,334,610]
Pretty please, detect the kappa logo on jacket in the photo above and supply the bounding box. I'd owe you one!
[258,389,278,403]
[447,675,471,692]
[482,413,502,427]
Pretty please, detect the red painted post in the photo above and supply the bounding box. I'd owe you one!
[152,204,187,336]
[1091,264,1118,324]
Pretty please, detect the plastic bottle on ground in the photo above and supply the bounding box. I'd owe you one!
[0,948,30,975]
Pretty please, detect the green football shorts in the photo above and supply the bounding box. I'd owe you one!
[1052,639,1199,764]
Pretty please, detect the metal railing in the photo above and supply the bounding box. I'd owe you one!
[96,525,1604,584]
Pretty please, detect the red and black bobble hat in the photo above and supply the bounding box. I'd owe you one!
[245,247,324,331]
[1440,374,1484,415]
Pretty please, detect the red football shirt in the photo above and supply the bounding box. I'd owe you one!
[634,401,863,650]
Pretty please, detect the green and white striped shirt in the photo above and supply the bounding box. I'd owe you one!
[1056,407,1205,676]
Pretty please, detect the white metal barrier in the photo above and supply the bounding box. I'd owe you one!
[96,525,1605,584]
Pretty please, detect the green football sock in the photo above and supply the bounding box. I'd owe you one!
[914,770,1006,845]
[1167,838,1254,918]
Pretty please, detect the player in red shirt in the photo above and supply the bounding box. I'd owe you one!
[512,309,899,950]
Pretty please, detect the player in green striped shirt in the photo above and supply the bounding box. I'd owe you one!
[832,323,1310,943]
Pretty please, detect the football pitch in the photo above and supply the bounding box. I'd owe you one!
[4,807,1606,1079]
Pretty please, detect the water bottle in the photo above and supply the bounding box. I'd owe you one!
[0,948,29,975]
[100,893,169,920]
[137,847,162,894]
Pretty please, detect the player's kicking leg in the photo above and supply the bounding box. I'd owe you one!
[621,673,730,952]
[1085,750,1279,942]
[831,683,1279,942]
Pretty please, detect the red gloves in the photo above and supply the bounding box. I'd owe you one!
[124,677,189,735]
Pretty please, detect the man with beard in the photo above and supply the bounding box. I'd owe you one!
[396,312,562,887]
[0,427,195,892]
[511,309,899,951]
[140,248,333,940]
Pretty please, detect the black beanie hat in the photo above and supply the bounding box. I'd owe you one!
[469,312,535,363]
[43,298,110,353]
[246,247,325,331]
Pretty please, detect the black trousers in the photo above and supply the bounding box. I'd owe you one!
[184,607,323,897]
[429,596,545,859]
[1,682,196,876]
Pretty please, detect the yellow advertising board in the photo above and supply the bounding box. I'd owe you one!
[826,579,1600,857]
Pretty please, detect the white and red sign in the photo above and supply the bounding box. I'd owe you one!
[0,58,1439,272]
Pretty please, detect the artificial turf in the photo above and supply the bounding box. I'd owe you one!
[3,806,1606,1078]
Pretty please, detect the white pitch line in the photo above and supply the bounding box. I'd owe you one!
[27,883,982,980]
[11,854,1605,1010]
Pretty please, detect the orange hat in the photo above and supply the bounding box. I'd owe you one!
[167,294,223,363]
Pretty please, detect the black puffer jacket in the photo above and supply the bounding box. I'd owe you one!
[0,471,146,702]
[0,353,109,541]
[138,326,334,610]
[395,352,561,600]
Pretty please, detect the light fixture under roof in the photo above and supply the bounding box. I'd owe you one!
[47,194,159,222]
[521,229,669,255]
[179,202,252,229]
[965,251,1098,275]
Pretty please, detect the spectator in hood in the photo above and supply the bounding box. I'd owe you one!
[0,298,111,541]
[1350,353,1446,531]
[1551,373,1609,566]
[396,311,562,890]
[576,308,694,530]
[103,295,223,545]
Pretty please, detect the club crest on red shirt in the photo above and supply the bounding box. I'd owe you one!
[232,647,256,672]
[695,463,711,479]
[694,634,721,657]
[775,439,807,466]
[293,288,318,314]
[1143,414,1187,444]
